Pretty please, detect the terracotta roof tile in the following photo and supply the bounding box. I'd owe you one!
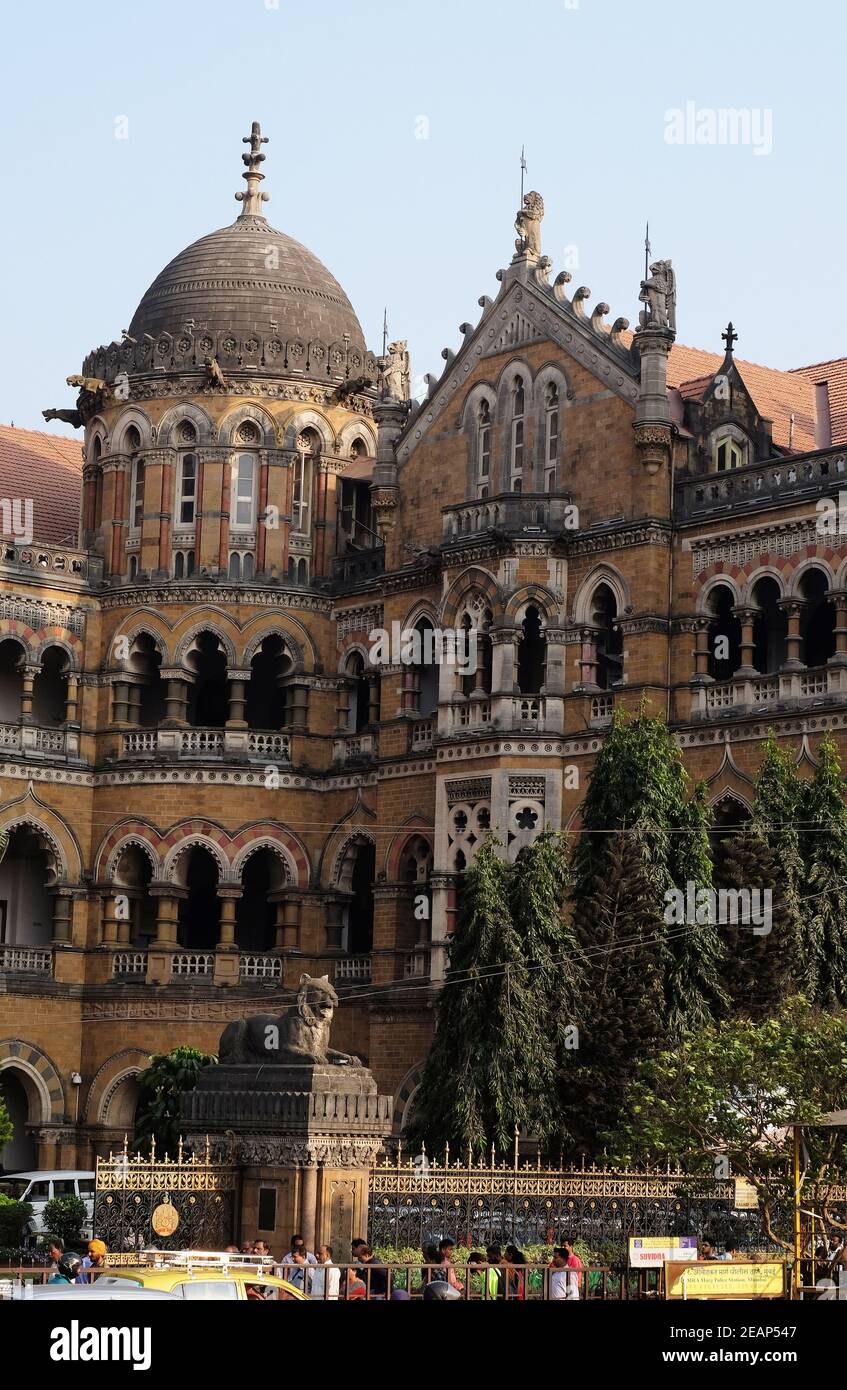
[790,358,847,446]
[0,425,83,545]
[664,344,817,452]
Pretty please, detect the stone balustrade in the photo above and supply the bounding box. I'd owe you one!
[120,727,291,762]
[335,956,372,984]
[442,491,575,541]
[0,945,53,975]
[676,445,847,520]
[690,664,847,719]
[0,540,101,583]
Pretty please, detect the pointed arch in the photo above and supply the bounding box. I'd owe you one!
[217,402,279,449]
[572,564,631,626]
[440,566,501,627]
[156,401,216,447]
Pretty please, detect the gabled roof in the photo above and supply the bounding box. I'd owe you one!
[0,425,83,545]
[791,357,847,446]
[665,344,818,452]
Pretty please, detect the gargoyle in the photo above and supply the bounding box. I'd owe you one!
[204,355,228,389]
[42,408,82,428]
[66,374,107,395]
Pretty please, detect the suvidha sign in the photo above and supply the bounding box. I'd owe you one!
[665,1260,786,1300]
[629,1237,698,1268]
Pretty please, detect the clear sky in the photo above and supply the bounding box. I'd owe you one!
[1,0,843,435]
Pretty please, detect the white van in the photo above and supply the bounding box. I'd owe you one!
[0,1170,95,1244]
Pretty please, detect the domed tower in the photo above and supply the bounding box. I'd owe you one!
[72,125,403,989]
[79,121,382,586]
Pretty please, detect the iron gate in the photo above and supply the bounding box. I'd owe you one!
[94,1139,236,1261]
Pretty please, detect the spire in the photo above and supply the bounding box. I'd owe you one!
[235,121,269,219]
[722,321,738,357]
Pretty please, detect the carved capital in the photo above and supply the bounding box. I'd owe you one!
[633,422,672,474]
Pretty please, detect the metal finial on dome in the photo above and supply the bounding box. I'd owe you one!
[235,121,269,219]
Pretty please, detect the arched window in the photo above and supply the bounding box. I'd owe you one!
[413,618,439,716]
[706,585,741,680]
[799,569,835,668]
[185,632,229,727]
[231,453,256,530]
[477,400,492,499]
[544,383,559,491]
[752,577,787,674]
[510,378,525,490]
[517,605,546,694]
[125,427,144,532]
[32,645,69,725]
[91,436,104,531]
[349,437,368,459]
[346,652,375,732]
[589,584,624,689]
[293,429,320,535]
[247,635,292,729]
[177,453,197,525]
[173,549,195,579]
[715,435,746,472]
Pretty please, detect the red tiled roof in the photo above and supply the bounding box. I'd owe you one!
[664,344,818,452]
[790,357,847,447]
[0,425,83,545]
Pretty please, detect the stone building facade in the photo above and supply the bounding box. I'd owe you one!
[1,126,846,1171]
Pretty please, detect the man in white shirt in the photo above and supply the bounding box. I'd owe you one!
[310,1244,340,1300]
[279,1233,318,1268]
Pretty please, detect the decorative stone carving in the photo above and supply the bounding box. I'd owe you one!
[218,973,360,1065]
[514,190,544,259]
[638,260,676,333]
[379,341,410,401]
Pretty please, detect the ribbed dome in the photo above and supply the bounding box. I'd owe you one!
[127,214,366,350]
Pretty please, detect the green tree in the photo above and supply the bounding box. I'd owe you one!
[407,837,558,1156]
[801,736,847,1006]
[0,1195,33,1251]
[135,1045,216,1157]
[0,1090,12,1155]
[571,707,725,1037]
[714,827,792,1018]
[562,832,666,1155]
[43,1195,87,1248]
[608,996,847,1248]
[751,732,806,983]
[508,830,584,1028]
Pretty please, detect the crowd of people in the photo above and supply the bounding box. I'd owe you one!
[45,1238,107,1285]
[231,1232,586,1300]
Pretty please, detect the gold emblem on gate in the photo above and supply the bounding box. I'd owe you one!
[152,1200,179,1237]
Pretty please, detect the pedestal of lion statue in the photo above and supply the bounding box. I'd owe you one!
[180,975,392,1254]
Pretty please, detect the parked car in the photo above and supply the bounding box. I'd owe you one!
[7,1283,179,1301]
[94,1251,308,1300]
[0,1170,95,1242]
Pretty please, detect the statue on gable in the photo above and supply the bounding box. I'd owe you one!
[514,190,544,259]
[638,259,676,333]
[379,340,410,401]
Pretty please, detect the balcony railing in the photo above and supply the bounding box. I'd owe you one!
[332,547,386,587]
[675,445,847,520]
[691,665,846,719]
[120,728,291,762]
[513,696,546,729]
[170,952,214,978]
[332,732,377,763]
[0,724,76,757]
[111,951,147,978]
[239,954,283,981]
[403,950,430,979]
[442,492,576,542]
[0,945,52,975]
[410,718,435,751]
[590,694,614,724]
[335,956,371,984]
[0,540,101,583]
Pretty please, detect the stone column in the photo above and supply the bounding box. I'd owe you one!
[153,890,180,946]
[692,618,712,681]
[271,893,301,951]
[732,606,758,676]
[828,590,847,665]
[127,681,142,726]
[578,628,600,688]
[300,1161,318,1253]
[289,684,308,732]
[111,679,131,725]
[217,888,241,948]
[101,895,120,945]
[336,681,351,732]
[20,666,36,724]
[778,600,805,671]
[226,675,248,729]
[51,893,73,946]
[162,671,190,726]
[65,674,80,724]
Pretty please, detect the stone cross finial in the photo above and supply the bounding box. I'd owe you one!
[235,121,270,218]
[722,321,738,355]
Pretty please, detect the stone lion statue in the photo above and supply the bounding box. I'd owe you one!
[515,190,544,258]
[218,973,361,1066]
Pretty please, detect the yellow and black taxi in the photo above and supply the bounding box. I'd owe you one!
[94,1250,309,1301]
